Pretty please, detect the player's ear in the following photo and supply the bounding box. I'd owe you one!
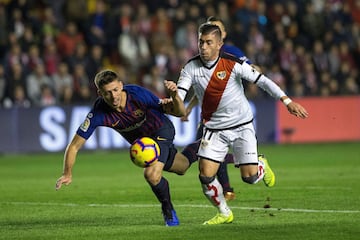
[222,31,227,39]
[97,89,101,96]
[218,40,223,50]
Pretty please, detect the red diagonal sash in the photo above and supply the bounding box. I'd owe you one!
[202,58,235,123]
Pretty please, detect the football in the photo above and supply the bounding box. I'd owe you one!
[129,137,160,168]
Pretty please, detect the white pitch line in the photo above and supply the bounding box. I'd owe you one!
[1,202,359,214]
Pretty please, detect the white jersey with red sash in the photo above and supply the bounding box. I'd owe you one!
[177,52,286,130]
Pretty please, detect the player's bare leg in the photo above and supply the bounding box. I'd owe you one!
[238,157,275,187]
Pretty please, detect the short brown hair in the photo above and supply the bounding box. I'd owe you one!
[198,23,222,40]
[94,69,119,89]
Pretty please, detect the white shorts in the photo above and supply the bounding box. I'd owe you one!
[198,122,258,166]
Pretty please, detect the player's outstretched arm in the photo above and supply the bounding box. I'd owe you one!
[163,80,186,117]
[280,97,309,119]
[181,95,199,122]
[55,134,86,190]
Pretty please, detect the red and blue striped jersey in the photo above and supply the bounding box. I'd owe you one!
[76,85,175,144]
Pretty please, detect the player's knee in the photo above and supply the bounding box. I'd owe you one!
[168,153,190,175]
[172,168,186,175]
[181,140,200,165]
[242,174,258,184]
[199,175,215,184]
[144,170,161,185]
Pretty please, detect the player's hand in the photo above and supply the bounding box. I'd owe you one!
[164,80,177,99]
[160,97,173,105]
[287,102,309,119]
[160,97,174,113]
[55,175,72,190]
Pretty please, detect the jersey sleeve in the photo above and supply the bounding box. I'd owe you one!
[238,61,286,99]
[76,111,101,140]
[177,66,193,101]
[255,74,286,99]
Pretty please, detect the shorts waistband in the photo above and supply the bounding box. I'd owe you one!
[205,119,253,132]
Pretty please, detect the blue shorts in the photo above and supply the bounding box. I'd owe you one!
[151,125,178,171]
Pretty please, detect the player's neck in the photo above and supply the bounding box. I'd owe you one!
[203,56,219,67]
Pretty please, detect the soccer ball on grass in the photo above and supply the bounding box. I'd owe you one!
[130,137,160,168]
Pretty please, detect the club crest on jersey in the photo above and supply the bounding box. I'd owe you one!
[134,109,144,117]
[216,71,226,80]
[80,118,90,132]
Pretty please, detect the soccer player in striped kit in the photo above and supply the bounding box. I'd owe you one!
[55,69,199,227]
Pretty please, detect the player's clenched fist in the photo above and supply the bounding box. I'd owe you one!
[164,80,178,98]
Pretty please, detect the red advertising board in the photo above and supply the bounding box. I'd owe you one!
[277,96,360,143]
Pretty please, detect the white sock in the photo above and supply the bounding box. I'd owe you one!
[201,177,231,216]
[254,159,265,184]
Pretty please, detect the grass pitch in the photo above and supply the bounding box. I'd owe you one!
[0,142,359,240]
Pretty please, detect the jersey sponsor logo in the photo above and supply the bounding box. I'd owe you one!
[118,117,146,132]
[80,118,90,132]
[216,71,226,80]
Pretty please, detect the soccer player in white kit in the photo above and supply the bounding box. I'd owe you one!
[170,23,308,225]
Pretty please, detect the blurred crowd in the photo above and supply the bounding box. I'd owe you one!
[0,0,359,108]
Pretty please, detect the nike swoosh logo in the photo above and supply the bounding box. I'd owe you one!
[111,120,120,127]
[156,136,167,141]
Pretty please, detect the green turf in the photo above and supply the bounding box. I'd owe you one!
[0,142,359,240]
